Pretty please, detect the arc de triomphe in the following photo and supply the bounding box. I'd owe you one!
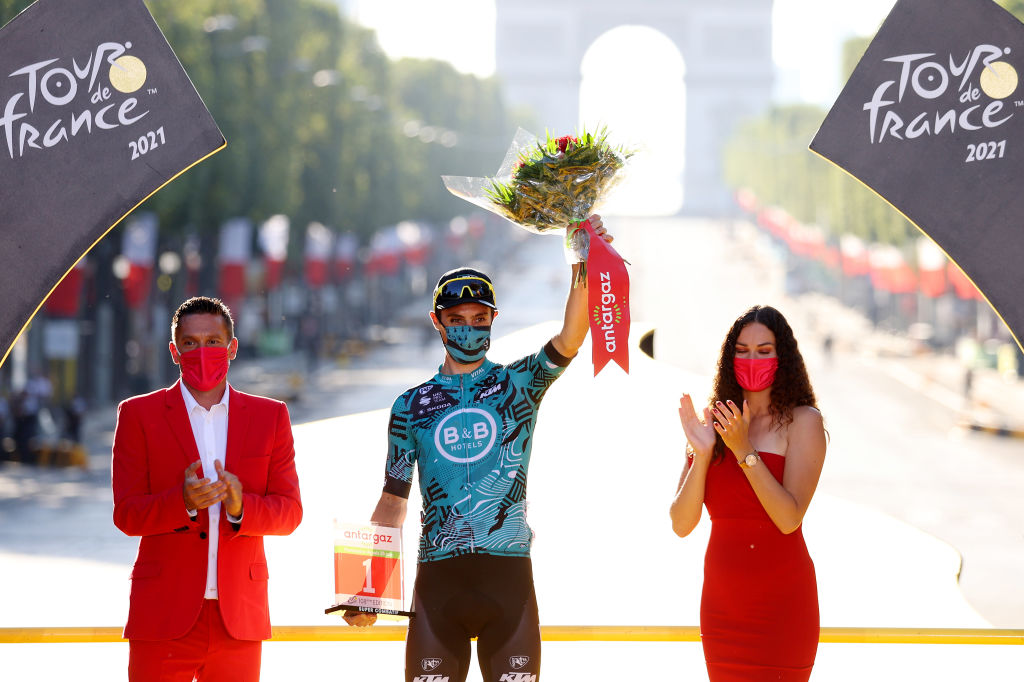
[494,0,774,216]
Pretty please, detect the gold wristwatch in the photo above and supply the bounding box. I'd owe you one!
[739,450,760,469]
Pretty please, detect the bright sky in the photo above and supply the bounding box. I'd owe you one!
[344,0,899,106]
[344,0,901,214]
[773,0,897,104]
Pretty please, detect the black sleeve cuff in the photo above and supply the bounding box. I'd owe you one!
[383,477,412,499]
[543,339,574,368]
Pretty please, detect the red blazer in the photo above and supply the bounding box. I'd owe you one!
[112,381,302,641]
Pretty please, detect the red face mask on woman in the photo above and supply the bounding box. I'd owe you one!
[173,346,230,392]
[734,357,778,392]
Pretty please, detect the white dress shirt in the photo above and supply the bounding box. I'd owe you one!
[181,382,240,599]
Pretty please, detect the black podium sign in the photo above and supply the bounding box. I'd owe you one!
[811,0,1024,351]
[0,0,225,365]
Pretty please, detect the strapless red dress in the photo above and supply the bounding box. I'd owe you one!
[700,450,818,681]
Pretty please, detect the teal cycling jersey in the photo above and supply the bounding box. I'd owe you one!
[383,341,572,563]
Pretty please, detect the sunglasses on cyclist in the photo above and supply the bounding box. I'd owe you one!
[433,276,496,309]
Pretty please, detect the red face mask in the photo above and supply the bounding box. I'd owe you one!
[734,357,778,392]
[173,346,230,392]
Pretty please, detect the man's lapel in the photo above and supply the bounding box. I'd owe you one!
[225,385,250,473]
[164,380,201,471]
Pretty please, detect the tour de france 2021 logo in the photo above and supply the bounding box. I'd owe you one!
[861,43,1021,163]
[433,407,497,464]
[0,39,166,162]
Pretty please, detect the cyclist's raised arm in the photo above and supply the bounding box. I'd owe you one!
[551,214,612,358]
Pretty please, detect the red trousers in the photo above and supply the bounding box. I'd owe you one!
[128,600,262,682]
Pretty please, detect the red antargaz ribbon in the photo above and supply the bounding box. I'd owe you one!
[576,220,630,375]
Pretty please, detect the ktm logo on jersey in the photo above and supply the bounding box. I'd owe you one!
[499,673,537,682]
[476,381,504,400]
[412,675,449,682]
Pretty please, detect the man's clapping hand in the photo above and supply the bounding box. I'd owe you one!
[215,459,243,518]
[182,460,227,512]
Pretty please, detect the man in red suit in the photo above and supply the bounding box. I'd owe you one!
[112,296,302,681]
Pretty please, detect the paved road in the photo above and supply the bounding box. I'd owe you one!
[1,216,1022,680]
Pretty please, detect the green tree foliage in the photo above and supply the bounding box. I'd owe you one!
[1,0,510,256]
[841,36,871,82]
[0,0,30,22]
[724,101,914,246]
[391,58,509,225]
[999,1,1024,21]
[723,34,916,247]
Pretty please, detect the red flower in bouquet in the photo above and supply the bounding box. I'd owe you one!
[555,135,578,153]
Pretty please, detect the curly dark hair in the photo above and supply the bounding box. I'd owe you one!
[709,305,818,463]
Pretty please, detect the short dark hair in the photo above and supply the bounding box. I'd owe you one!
[171,296,234,342]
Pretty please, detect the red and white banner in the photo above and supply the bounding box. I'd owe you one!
[183,234,201,298]
[735,188,758,213]
[121,213,158,310]
[305,222,333,289]
[259,215,289,291]
[367,227,401,277]
[45,257,87,317]
[840,234,870,277]
[757,207,792,241]
[580,220,630,375]
[917,238,948,299]
[396,221,430,266]
[869,244,917,294]
[446,216,468,251]
[334,232,358,281]
[948,262,983,301]
[218,218,252,307]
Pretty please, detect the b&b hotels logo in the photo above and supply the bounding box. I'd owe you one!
[1,39,151,159]
[433,407,497,464]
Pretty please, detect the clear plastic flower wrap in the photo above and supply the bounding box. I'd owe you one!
[442,127,632,264]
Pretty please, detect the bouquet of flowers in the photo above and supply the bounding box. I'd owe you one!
[443,127,632,264]
[443,127,634,376]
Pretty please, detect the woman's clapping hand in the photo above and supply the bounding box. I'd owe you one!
[678,393,715,461]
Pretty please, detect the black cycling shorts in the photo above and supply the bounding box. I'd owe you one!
[405,554,540,682]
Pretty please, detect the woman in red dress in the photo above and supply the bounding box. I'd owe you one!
[669,305,826,681]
